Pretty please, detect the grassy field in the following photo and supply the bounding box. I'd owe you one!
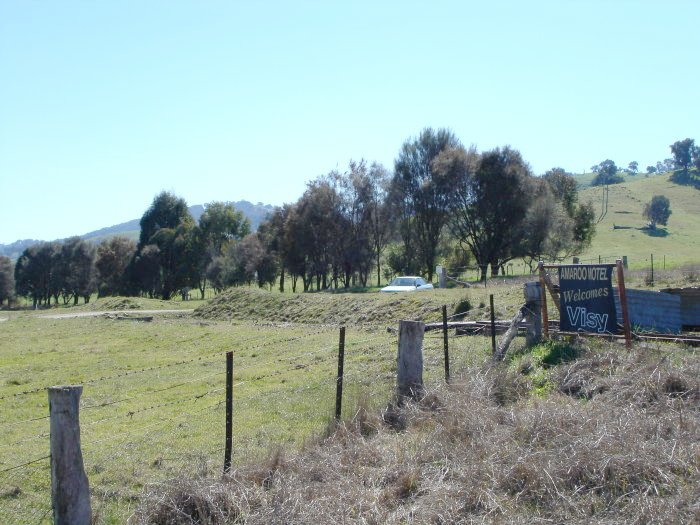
[133,337,699,524]
[576,172,700,269]
[0,290,500,524]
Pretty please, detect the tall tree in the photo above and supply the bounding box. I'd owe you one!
[0,256,14,306]
[59,237,97,304]
[195,202,250,298]
[543,168,596,255]
[442,145,532,279]
[366,163,392,286]
[293,177,346,291]
[130,191,194,299]
[199,202,250,256]
[670,138,694,173]
[96,236,136,296]
[257,205,292,292]
[591,160,623,186]
[517,180,575,268]
[392,127,460,280]
[138,191,191,249]
[14,242,60,307]
[543,168,578,215]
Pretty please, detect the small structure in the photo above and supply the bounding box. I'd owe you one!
[660,287,700,331]
[616,289,681,334]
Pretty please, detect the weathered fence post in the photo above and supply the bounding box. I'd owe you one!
[622,255,628,269]
[224,351,233,473]
[489,294,497,356]
[335,327,345,420]
[397,320,425,400]
[616,259,632,349]
[538,261,549,339]
[437,266,447,289]
[524,281,543,347]
[442,306,449,383]
[49,385,91,525]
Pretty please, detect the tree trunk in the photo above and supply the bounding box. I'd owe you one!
[279,266,285,293]
[480,264,488,282]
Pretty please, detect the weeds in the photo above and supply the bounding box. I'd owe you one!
[133,341,700,524]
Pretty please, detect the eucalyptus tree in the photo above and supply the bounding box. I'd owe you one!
[392,127,460,280]
[0,256,14,306]
[59,237,97,304]
[440,145,533,279]
[96,236,136,296]
[129,191,194,299]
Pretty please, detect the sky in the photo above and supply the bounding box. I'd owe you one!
[1,0,699,244]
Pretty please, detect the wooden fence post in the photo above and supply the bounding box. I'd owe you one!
[616,260,632,348]
[524,281,543,346]
[538,261,549,339]
[442,306,449,383]
[49,385,91,525]
[397,320,425,401]
[224,351,233,473]
[489,294,497,356]
[335,327,345,420]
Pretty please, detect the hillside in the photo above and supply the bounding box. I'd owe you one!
[577,172,700,269]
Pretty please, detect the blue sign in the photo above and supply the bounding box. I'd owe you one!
[558,265,617,333]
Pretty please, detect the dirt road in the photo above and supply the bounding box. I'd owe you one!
[38,309,194,319]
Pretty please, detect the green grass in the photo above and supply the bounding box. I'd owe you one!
[0,304,492,524]
[576,172,700,270]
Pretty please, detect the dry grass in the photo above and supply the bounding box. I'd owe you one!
[132,341,700,524]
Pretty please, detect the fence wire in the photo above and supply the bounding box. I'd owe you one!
[0,318,487,524]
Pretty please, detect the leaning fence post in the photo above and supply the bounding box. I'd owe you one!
[397,320,425,401]
[335,326,345,420]
[538,261,550,339]
[442,306,450,383]
[49,385,91,525]
[224,351,233,473]
[489,294,497,356]
[524,281,543,346]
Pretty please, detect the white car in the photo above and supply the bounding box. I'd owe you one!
[380,276,434,292]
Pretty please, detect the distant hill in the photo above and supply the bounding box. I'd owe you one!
[577,171,700,269]
[0,200,274,259]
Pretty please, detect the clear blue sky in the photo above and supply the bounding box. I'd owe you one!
[1,0,698,244]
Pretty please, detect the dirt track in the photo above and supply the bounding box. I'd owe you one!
[38,309,193,319]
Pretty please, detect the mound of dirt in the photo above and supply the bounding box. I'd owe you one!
[98,298,142,310]
[193,288,468,325]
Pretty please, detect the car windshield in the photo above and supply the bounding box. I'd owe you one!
[390,278,416,286]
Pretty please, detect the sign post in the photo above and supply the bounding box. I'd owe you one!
[616,259,632,348]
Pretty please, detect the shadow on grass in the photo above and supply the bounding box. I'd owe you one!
[641,227,669,238]
[669,169,700,189]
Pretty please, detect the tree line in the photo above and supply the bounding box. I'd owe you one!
[590,137,700,186]
[1,127,601,305]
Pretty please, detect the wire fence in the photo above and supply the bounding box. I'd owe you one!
[0,317,487,524]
